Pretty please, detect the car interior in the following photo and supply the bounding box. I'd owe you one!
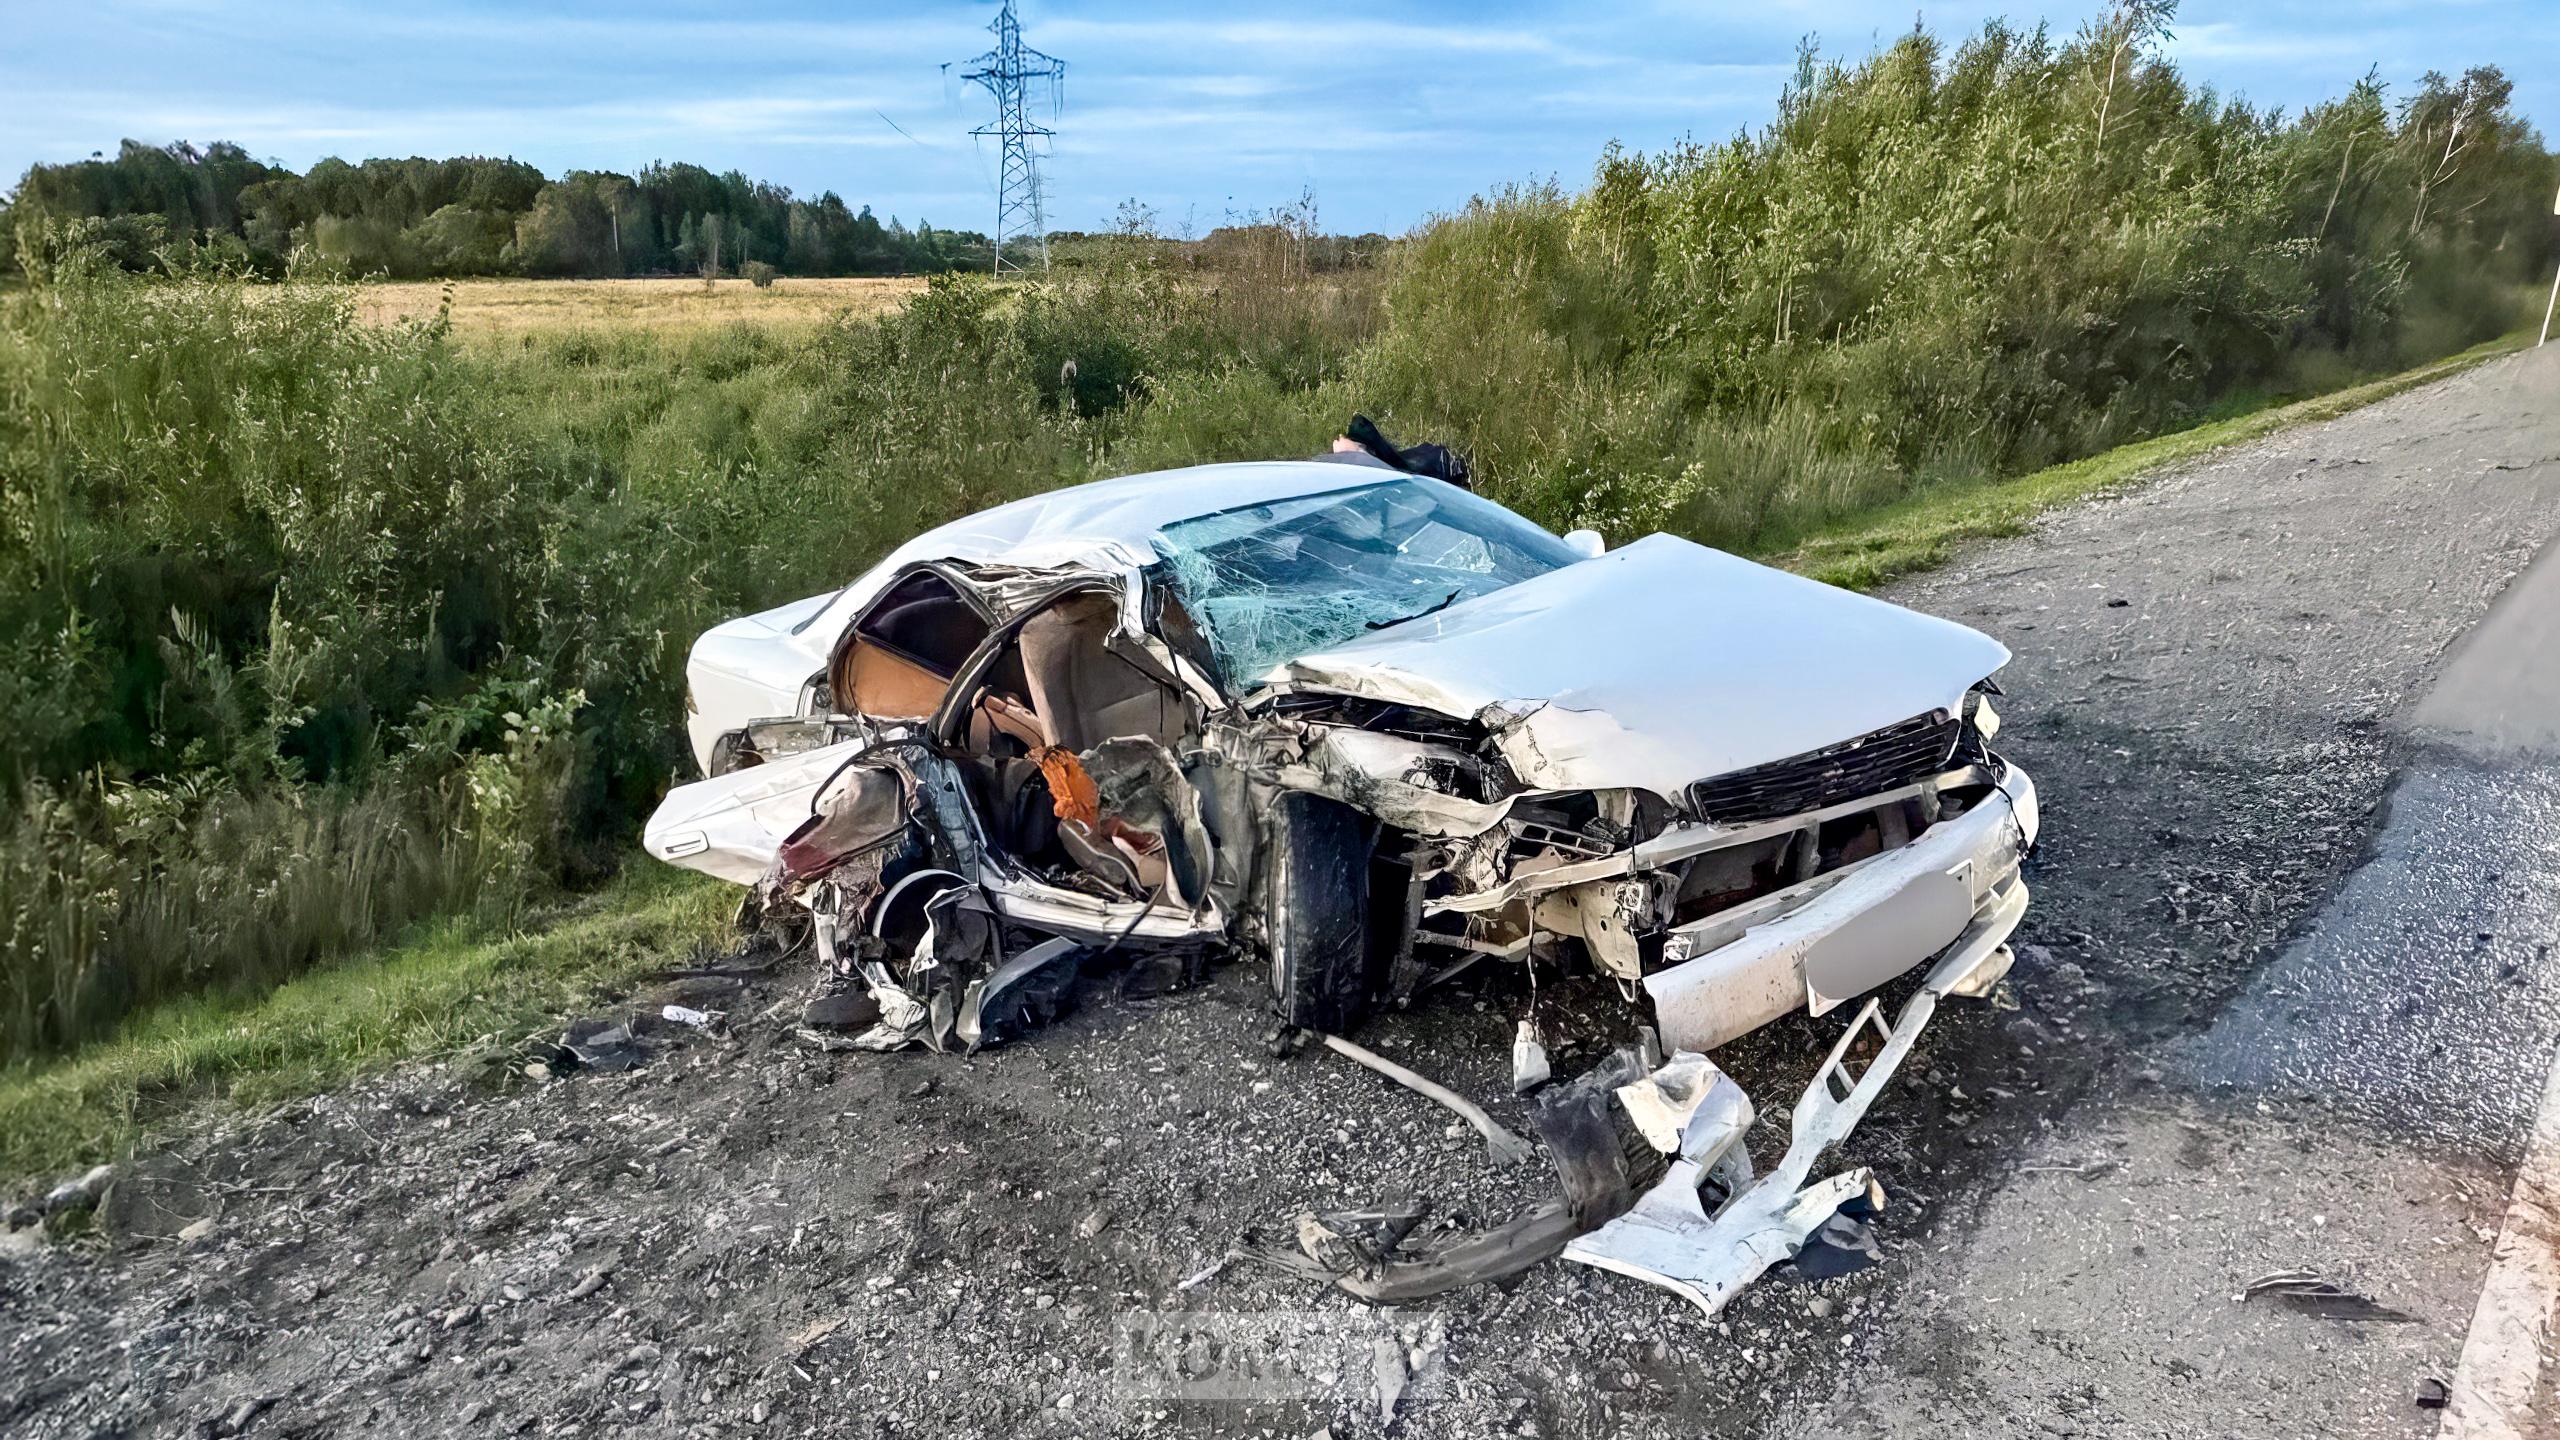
[834,568,1202,905]
[952,586,1201,903]
[828,566,992,721]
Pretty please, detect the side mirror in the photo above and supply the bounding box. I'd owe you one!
[1562,528,1606,560]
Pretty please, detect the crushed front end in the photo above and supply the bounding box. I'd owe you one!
[1230,686,2038,1315]
[1247,686,2035,1045]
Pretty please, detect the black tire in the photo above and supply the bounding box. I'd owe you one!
[1264,791,1374,1033]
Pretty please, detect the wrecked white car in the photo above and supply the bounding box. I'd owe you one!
[644,455,2037,1313]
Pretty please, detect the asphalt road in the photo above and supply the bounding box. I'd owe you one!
[4,345,2559,1440]
[1787,342,2560,1438]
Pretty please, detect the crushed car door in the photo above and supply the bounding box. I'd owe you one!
[925,577,1224,940]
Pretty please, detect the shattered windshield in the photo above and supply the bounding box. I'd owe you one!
[1151,478,1582,688]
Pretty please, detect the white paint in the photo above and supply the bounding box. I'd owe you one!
[2440,1034,2560,1438]
[1281,533,2010,797]
[643,741,860,885]
[1642,767,2029,1053]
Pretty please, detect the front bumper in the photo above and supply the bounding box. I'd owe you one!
[1644,766,2036,1053]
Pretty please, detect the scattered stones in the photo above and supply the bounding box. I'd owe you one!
[563,1262,615,1301]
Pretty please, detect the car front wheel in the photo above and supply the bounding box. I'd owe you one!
[1264,791,1374,1033]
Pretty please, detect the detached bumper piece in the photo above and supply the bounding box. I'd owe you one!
[1644,767,2035,1052]
[1562,922,2020,1316]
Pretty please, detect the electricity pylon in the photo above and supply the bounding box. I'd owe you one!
[953,0,1065,273]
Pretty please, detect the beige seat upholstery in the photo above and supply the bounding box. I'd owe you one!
[1015,594,1189,753]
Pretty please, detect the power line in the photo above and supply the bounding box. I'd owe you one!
[873,110,928,149]
[946,0,1065,273]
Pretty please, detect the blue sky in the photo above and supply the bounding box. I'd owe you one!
[3,1,2552,234]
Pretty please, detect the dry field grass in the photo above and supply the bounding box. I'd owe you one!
[354,275,927,339]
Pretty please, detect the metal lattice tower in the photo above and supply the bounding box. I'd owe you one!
[954,0,1065,273]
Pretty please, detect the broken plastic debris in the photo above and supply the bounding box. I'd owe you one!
[1790,1196,1885,1280]
[954,937,1083,1052]
[1296,1200,1430,1279]
[1511,1019,1551,1094]
[1373,1334,1408,1427]
[562,1021,645,1073]
[660,1004,725,1031]
[1611,1052,1726,1155]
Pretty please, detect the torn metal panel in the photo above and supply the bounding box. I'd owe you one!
[644,741,874,886]
[1563,928,2024,1317]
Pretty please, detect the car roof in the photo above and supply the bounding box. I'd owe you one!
[882,458,1401,573]
[758,458,1411,653]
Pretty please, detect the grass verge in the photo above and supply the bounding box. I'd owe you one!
[1771,331,2535,590]
[0,867,734,1182]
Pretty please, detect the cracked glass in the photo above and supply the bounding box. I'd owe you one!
[1151,478,1582,688]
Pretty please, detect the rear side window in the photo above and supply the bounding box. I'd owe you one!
[857,569,988,675]
[831,568,992,720]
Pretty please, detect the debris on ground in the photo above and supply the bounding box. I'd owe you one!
[1511,1019,1552,1094]
[1316,1031,1534,1167]
[561,1019,646,1073]
[40,1164,114,1217]
[2241,1269,2417,1323]
[1373,1333,1409,1427]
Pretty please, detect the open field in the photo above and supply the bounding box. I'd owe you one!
[354,275,927,338]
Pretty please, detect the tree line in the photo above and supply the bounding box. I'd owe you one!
[0,141,997,278]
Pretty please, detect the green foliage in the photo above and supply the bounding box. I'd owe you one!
[8,144,997,280]
[0,866,733,1181]
[1363,21,2551,549]
[0,262,705,1057]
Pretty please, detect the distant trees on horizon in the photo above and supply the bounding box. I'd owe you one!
[1,140,998,278]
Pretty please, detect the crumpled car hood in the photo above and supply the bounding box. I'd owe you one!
[1271,534,2010,799]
